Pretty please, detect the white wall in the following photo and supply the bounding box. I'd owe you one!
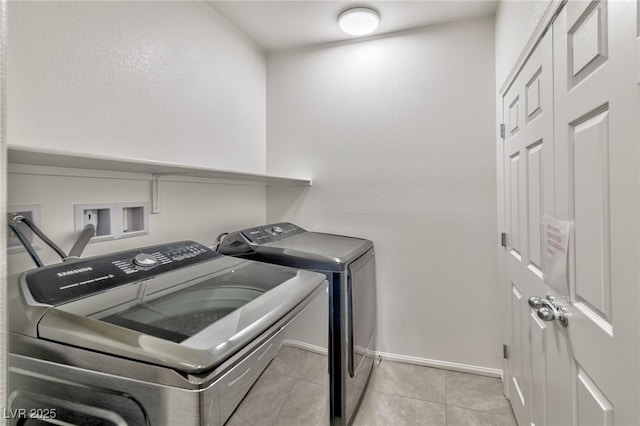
[495,0,551,89]
[1,1,270,413]
[267,17,501,370]
[7,167,266,276]
[5,1,271,274]
[6,1,266,174]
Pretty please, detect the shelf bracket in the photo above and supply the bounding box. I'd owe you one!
[151,174,161,214]
[151,172,202,214]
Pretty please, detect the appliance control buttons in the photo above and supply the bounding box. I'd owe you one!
[152,252,173,265]
[270,226,284,235]
[133,253,158,268]
[167,244,207,261]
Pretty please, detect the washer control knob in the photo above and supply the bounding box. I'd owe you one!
[133,253,158,268]
[271,226,284,235]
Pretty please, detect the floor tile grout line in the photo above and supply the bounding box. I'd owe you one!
[235,412,252,426]
[368,389,448,407]
[271,357,326,381]
[271,377,301,426]
[444,370,448,425]
[368,388,447,405]
[272,367,328,388]
[358,389,448,426]
[370,365,447,405]
[274,369,328,387]
[444,369,449,403]
[367,377,447,406]
[445,402,516,419]
[270,352,328,385]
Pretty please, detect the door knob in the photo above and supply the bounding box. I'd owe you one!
[537,306,557,322]
[528,296,542,309]
[529,295,569,327]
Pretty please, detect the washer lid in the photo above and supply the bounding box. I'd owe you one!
[264,232,373,265]
[32,255,325,374]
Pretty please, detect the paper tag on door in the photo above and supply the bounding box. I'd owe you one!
[543,216,572,295]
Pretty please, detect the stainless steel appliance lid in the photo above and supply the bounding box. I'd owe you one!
[263,232,373,265]
[39,257,325,373]
[12,241,326,374]
[97,259,300,343]
[217,223,374,271]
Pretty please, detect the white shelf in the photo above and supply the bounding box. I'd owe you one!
[7,145,312,186]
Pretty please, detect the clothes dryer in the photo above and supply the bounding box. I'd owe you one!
[218,223,377,426]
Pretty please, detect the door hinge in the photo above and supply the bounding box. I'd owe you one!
[501,232,507,248]
[499,124,505,139]
[503,344,509,359]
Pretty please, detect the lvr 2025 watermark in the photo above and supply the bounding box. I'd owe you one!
[3,408,57,419]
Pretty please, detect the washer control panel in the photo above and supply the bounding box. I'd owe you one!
[133,253,158,268]
[241,222,305,245]
[24,241,219,305]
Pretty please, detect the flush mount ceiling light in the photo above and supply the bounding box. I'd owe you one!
[338,7,380,36]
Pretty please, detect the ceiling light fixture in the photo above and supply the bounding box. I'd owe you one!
[338,7,380,36]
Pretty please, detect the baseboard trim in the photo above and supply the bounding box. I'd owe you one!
[283,340,328,355]
[374,350,503,379]
[283,340,503,379]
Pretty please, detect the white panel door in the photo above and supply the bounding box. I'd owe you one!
[503,2,639,424]
[503,30,555,426]
[550,1,639,425]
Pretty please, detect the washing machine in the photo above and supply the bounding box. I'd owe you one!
[217,223,377,426]
[7,240,326,425]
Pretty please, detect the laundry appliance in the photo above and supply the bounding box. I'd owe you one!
[7,240,326,425]
[217,223,377,426]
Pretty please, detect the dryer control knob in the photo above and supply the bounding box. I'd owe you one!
[133,253,158,268]
[271,226,284,235]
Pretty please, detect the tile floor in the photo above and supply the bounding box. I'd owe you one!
[228,346,517,426]
[356,361,516,426]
